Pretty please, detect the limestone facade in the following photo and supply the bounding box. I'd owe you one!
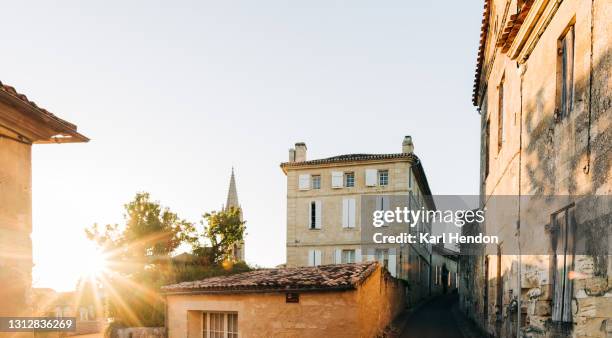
[464,0,611,336]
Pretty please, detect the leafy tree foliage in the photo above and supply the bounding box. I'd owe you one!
[199,207,246,264]
[86,193,249,328]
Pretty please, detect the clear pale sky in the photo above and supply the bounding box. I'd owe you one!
[1,0,483,291]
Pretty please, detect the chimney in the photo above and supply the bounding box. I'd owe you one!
[402,136,414,153]
[288,148,296,162]
[294,142,307,162]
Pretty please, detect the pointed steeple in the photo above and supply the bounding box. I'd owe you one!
[225,167,239,210]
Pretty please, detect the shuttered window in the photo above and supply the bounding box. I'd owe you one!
[365,169,377,186]
[309,201,322,229]
[551,205,575,323]
[342,198,356,228]
[308,249,322,266]
[331,171,343,188]
[298,174,311,190]
[558,26,575,119]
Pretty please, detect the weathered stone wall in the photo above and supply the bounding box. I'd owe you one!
[116,327,166,338]
[0,134,33,318]
[469,0,611,336]
[166,266,405,337]
[167,289,360,337]
[357,265,406,337]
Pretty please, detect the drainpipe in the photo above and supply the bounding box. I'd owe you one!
[517,61,527,338]
[584,0,595,174]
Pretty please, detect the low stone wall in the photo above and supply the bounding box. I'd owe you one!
[116,327,166,338]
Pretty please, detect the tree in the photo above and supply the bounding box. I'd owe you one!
[199,207,246,264]
[85,192,195,327]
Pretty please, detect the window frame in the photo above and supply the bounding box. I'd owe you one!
[556,25,575,120]
[341,249,356,264]
[497,76,505,153]
[344,172,355,188]
[311,175,321,189]
[377,170,389,186]
[202,312,238,338]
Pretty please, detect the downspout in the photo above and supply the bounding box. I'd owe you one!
[584,0,595,174]
[516,61,527,338]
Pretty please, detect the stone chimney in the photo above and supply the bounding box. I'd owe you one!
[294,142,307,162]
[402,136,414,153]
[288,148,296,162]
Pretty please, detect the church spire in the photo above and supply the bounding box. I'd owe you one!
[225,167,239,210]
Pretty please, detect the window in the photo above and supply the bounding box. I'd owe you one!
[331,171,344,188]
[497,76,505,152]
[365,169,377,186]
[344,172,355,187]
[308,249,322,266]
[342,198,356,228]
[378,170,389,186]
[298,174,311,190]
[550,205,575,323]
[375,249,389,269]
[311,175,321,189]
[557,26,575,119]
[202,312,238,338]
[342,249,356,264]
[309,201,321,229]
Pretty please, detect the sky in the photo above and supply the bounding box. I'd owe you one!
[1,0,483,291]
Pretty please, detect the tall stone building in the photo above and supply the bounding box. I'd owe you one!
[0,82,88,323]
[223,168,245,262]
[463,0,611,336]
[280,137,436,305]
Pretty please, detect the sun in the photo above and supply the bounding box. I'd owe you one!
[78,247,109,278]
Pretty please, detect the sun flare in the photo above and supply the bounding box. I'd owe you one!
[79,247,109,278]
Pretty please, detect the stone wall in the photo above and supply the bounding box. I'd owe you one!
[116,327,166,338]
[0,134,33,318]
[285,160,415,267]
[166,265,405,337]
[469,0,611,336]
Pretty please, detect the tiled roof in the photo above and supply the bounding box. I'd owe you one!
[0,81,88,142]
[472,0,491,107]
[472,1,535,106]
[280,153,418,168]
[162,262,379,294]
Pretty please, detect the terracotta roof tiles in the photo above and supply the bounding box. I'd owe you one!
[162,262,379,294]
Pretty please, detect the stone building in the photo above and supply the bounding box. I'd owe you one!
[162,261,405,338]
[465,0,611,336]
[0,82,88,322]
[280,136,436,306]
[431,244,459,296]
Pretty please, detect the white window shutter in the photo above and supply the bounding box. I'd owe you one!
[388,248,397,277]
[355,249,362,262]
[342,199,349,228]
[315,200,322,229]
[314,250,322,266]
[299,174,311,190]
[348,198,356,228]
[335,249,342,264]
[331,171,343,188]
[308,250,314,266]
[365,169,377,186]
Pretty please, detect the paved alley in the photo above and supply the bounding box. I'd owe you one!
[400,293,467,338]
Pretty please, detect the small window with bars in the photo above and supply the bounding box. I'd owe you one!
[202,312,238,338]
